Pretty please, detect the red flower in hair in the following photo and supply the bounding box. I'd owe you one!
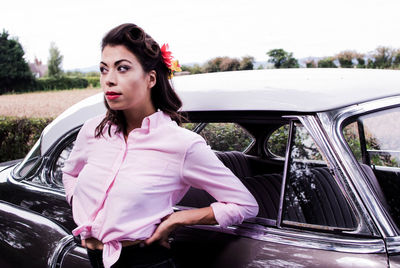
[161,43,181,78]
[161,44,172,68]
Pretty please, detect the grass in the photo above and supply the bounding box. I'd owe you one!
[0,88,102,118]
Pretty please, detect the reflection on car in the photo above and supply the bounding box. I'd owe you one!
[1,68,400,267]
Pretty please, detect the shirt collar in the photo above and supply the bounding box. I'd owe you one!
[140,109,172,131]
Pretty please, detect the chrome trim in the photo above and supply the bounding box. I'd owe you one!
[48,235,74,268]
[184,222,386,254]
[318,95,400,238]
[299,115,374,235]
[281,115,375,236]
[7,170,65,198]
[386,236,400,255]
[277,121,294,228]
[173,205,385,254]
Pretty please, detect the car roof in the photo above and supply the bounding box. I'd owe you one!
[175,68,400,112]
[40,68,400,154]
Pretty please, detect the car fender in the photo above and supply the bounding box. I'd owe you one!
[0,200,73,268]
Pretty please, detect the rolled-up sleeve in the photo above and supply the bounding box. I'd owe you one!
[180,137,259,228]
[61,122,89,205]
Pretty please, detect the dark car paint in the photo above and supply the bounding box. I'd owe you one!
[0,110,396,267]
[0,160,391,268]
[0,200,70,268]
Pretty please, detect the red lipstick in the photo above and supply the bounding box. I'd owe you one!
[105,91,122,100]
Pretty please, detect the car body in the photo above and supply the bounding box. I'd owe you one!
[1,68,400,267]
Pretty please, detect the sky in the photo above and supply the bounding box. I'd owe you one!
[2,0,400,70]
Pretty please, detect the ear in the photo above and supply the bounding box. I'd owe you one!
[147,70,156,89]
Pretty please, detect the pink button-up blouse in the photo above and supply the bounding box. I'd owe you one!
[62,110,259,268]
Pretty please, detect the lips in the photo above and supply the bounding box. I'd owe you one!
[105,91,122,100]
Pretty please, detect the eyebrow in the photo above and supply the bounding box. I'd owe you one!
[100,59,132,67]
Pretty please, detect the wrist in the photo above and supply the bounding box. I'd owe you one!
[168,211,185,227]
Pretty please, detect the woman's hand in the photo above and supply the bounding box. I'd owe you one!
[144,207,217,248]
[82,238,104,250]
[144,213,177,249]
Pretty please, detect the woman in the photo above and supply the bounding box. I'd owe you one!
[62,23,259,268]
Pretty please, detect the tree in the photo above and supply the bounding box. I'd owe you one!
[204,57,223,73]
[336,50,356,68]
[317,57,337,68]
[305,60,317,68]
[219,57,240,71]
[356,53,366,68]
[372,46,394,69]
[0,30,34,93]
[393,49,400,69]
[181,64,203,74]
[47,42,63,77]
[203,57,243,73]
[239,56,255,70]
[266,49,299,68]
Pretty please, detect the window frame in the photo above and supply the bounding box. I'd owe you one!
[342,107,400,170]
[319,96,400,239]
[29,126,81,191]
[277,119,359,233]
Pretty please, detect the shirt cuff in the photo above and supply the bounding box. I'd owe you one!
[210,202,244,228]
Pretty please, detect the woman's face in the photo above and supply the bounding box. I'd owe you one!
[100,45,156,113]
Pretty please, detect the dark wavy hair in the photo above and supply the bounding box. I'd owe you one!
[95,23,186,138]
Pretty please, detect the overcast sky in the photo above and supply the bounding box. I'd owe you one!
[2,0,400,70]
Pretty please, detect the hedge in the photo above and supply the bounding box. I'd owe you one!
[0,117,52,162]
[0,119,251,163]
[35,76,88,91]
[182,122,253,152]
[1,76,90,94]
[86,76,100,88]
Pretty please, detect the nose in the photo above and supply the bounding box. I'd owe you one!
[104,69,117,87]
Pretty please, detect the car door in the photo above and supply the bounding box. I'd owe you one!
[171,117,388,267]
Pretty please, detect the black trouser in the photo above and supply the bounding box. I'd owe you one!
[87,243,177,268]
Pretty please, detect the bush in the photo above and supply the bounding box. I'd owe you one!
[0,117,52,162]
[86,76,100,88]
[200,123,253,152]
[35,76,89,91]
[317,57,337,68]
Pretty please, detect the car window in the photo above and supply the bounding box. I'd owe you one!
[266,124,323,162]
[198,123,254,152]
[343,107,400,168]
[52,140,75,187]
[342,106,400,228]
[266,125,289,158]
[282,122,357,230]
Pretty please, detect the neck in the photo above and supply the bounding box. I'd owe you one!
[123,104,156,135]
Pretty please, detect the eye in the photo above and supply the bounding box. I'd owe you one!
[99,66,108,74]
[117,65,130,72]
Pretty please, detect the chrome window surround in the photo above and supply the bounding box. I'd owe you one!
[11,140,44,181]
[44,129,79,189]
[9,127,81,195]
[277,116,367,235]
[318,95,400,239]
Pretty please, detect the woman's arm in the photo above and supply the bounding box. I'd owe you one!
[146,136,259,248]
[179,137,259,228]
[144,206,217,248]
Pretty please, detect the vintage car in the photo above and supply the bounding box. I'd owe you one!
[0,68,400,267]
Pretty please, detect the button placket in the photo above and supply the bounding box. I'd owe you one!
[92,137,129,233]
